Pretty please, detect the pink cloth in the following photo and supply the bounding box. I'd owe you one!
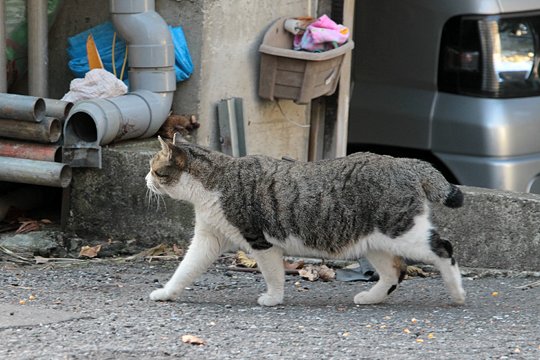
[293,15,350,52]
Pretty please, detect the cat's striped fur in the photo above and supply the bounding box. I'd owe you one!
[146,135,466,306]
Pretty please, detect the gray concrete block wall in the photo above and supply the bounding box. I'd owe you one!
[68,147,540,272]
[67,139,194,246]
[434,187,540,272]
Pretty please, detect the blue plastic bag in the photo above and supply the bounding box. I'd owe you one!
[67,22,193,83]
[170,25,193,82]
[67,22,127,79]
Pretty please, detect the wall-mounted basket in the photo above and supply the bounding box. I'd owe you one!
[258,17,354,105]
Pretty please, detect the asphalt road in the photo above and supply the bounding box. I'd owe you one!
[1,257,539,359]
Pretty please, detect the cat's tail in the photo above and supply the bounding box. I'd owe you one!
[413,160,464,208]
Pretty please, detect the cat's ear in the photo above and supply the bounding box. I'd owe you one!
[158,135,176,161]
[158,135,170,152]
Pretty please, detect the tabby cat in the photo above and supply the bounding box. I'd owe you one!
[146,135,466,306]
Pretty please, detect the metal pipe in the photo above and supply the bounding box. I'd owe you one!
[0,116,61,143]
[63,0,176,168]
[0,93,46,122]
[0,156,71,188]
[0,0,7,93]
[0,139,62,162]
[44,98,74,121]
[28,0,48,97]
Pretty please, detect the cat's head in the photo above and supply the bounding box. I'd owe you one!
[145,134,189,197]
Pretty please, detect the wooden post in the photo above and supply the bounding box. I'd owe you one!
[335,0,355,157]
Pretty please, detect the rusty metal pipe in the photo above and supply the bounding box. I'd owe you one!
[44,98,74,121]
[0,139,61,162]
[0,116,61,143]
[0,156,71,188]
[0,93,46,122]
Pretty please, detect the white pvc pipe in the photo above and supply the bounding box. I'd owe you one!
[63,0,176,166]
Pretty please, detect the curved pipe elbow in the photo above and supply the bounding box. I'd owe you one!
[64,90,173,147]
[111,3,174,68]
[62,0,177,167]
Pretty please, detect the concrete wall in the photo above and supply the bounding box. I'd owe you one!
[196,0,317,160]
[434,187,540,272]
[49,0,318,160]
[60,0,319,245]
[67,144,540,272]
[66,139,195,246]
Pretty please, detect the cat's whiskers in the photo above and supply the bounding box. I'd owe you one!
[146,182,167,212]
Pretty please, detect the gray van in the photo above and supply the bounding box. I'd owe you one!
[348,0,540,194]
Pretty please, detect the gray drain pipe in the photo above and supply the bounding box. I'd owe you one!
[63,0,176,168]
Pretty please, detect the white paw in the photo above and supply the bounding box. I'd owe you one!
[451,288,466,305]
[353,291,385,305]
[257,293,283,307]
[149,288,175,301]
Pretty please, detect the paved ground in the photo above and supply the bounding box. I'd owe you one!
[1,257,539,359]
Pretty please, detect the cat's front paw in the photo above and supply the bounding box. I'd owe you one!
[353,291,386,305]
[149,288,175,302]
[451,288,466,305]
[257,293,283,307]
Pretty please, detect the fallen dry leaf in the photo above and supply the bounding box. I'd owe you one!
[15,218,52,234]
[15,220,40,234]
[318,264,336,281]
[127,244,184,261]
[79,244,102,258]
[172,244,184,256]
[181,334,206,345]
[406,265,429,278]
[146,244,169,257]
[299,265,319,281]
[299,264,335,282]
[284,259,304,271]
[234,250,257,268]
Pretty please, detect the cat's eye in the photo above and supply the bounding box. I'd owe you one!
[154,169,167,178]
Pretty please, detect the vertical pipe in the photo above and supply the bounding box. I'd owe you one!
[0,0,7,92]
[28,0,48,97]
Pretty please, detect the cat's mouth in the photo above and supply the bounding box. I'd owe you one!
[145,173,162,194]
[145,172,168,210]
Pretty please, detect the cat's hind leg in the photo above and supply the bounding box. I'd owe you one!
[354,251,405,305]
[150,227,230,301]
[250,246,285,306]
[428,230,466,305]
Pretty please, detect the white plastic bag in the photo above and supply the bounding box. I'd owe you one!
[61,69,127,102]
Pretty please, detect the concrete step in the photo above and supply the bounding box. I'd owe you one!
[65,139,540,271]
